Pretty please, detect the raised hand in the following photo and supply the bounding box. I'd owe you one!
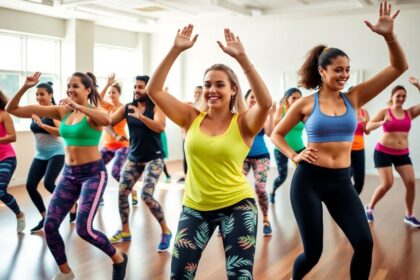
[24,72,41,88]
[107,73,116,86]
[174,24,198,52]
[364,0,399,38]
[217,29,246,59]
[408,76,420,89]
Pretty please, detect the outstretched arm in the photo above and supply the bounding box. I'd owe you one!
[408,76,420,119]
[147,24,199,129]
[217,29,272,138]
[6,72,63,120]
[349,0,408,107]
[99,73,116,109]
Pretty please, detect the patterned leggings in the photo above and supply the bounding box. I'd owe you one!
[44,160,116,265]
[243,157,270,217]
[0,157,20,214]
[100,147,129,182]
[171,199,258,280]
[118,158,165,224]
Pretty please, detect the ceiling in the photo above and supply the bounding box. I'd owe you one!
[1,0,420,32]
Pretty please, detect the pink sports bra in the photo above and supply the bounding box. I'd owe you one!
[383,108,411,133]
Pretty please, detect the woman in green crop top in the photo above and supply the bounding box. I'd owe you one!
[147,25,272,279]
[7,72,128,280]
[270,88,305,204]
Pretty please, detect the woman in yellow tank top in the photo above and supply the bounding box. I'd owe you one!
[147,25,271,279]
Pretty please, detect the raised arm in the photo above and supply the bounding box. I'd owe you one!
[264,102,276,136]
[6,72,63,120]
[408,76,420,119]
[0,111,16,144]
[362,109,371,135]
[99,73,116,108]
[217,29,272,137]
[147,24,199,129]
[349,0,408,107]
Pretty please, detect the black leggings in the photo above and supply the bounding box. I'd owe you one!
[291,162,373,280]
[26,155,65,214]
[350,149,365,194]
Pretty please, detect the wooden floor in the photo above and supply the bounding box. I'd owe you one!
[1,160,420,280]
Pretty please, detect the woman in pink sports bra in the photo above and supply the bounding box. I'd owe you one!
[365,80,420,227]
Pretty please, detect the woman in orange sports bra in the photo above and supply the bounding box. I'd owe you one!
[350,107,370,194]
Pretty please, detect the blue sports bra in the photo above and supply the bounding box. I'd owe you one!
[305,92,357,143]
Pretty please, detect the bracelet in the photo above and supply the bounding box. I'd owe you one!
[243,64,254,74]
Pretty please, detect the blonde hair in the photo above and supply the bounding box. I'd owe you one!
[198,64,246,113]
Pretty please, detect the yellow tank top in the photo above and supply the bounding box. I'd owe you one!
[183,112,255,211]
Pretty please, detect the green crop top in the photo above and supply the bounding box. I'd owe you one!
[59,111,102,146]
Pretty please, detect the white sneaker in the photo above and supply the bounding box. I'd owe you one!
[53,270,75,280]
[17,213,25,233]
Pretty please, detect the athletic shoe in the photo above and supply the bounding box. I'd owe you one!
[365,206,374,222]
[157,232,172,252]
[109,230,132,244]
[164,176,172,183]
[99,197,105,206]
[53,270,75,280]
[112,253,128,280]
[404,216,420,228]
[269,192,275,204]
[263,221,272,236]
[177,177,185,183]
[30,218,45,233]
[131,194,138,206]
[17,213,25,233]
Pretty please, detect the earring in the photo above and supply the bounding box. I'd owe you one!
[321,76,325,82]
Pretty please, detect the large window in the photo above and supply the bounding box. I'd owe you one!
[94,44,140,104]
[0,33,61,130]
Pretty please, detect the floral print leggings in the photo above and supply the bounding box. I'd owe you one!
[243,156,270,217]
[171,199,258,280]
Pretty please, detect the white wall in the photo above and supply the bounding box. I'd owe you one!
[149,9,420,177]
[2,7,420,187]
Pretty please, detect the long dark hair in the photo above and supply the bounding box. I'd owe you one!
[72,72,100,106]
[298,45,348,90]
[37,81,56,105]
[280,87,302,109]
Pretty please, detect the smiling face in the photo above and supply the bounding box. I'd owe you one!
[36,87,52,106]
[66,76,91,104]
[390,88,407,107]
[108,85,121,103]
[133,80,147,100]
[203,70,236,110]
[319,55,350,91]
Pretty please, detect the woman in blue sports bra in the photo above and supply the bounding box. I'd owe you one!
[7,72,128,280]
[271,1,408,279]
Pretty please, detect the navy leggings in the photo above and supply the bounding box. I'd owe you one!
[0,157,20,214]
[44,160,116,265]
[291,162,373,280]
[350,149,365,194]
[26,155,65,214]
